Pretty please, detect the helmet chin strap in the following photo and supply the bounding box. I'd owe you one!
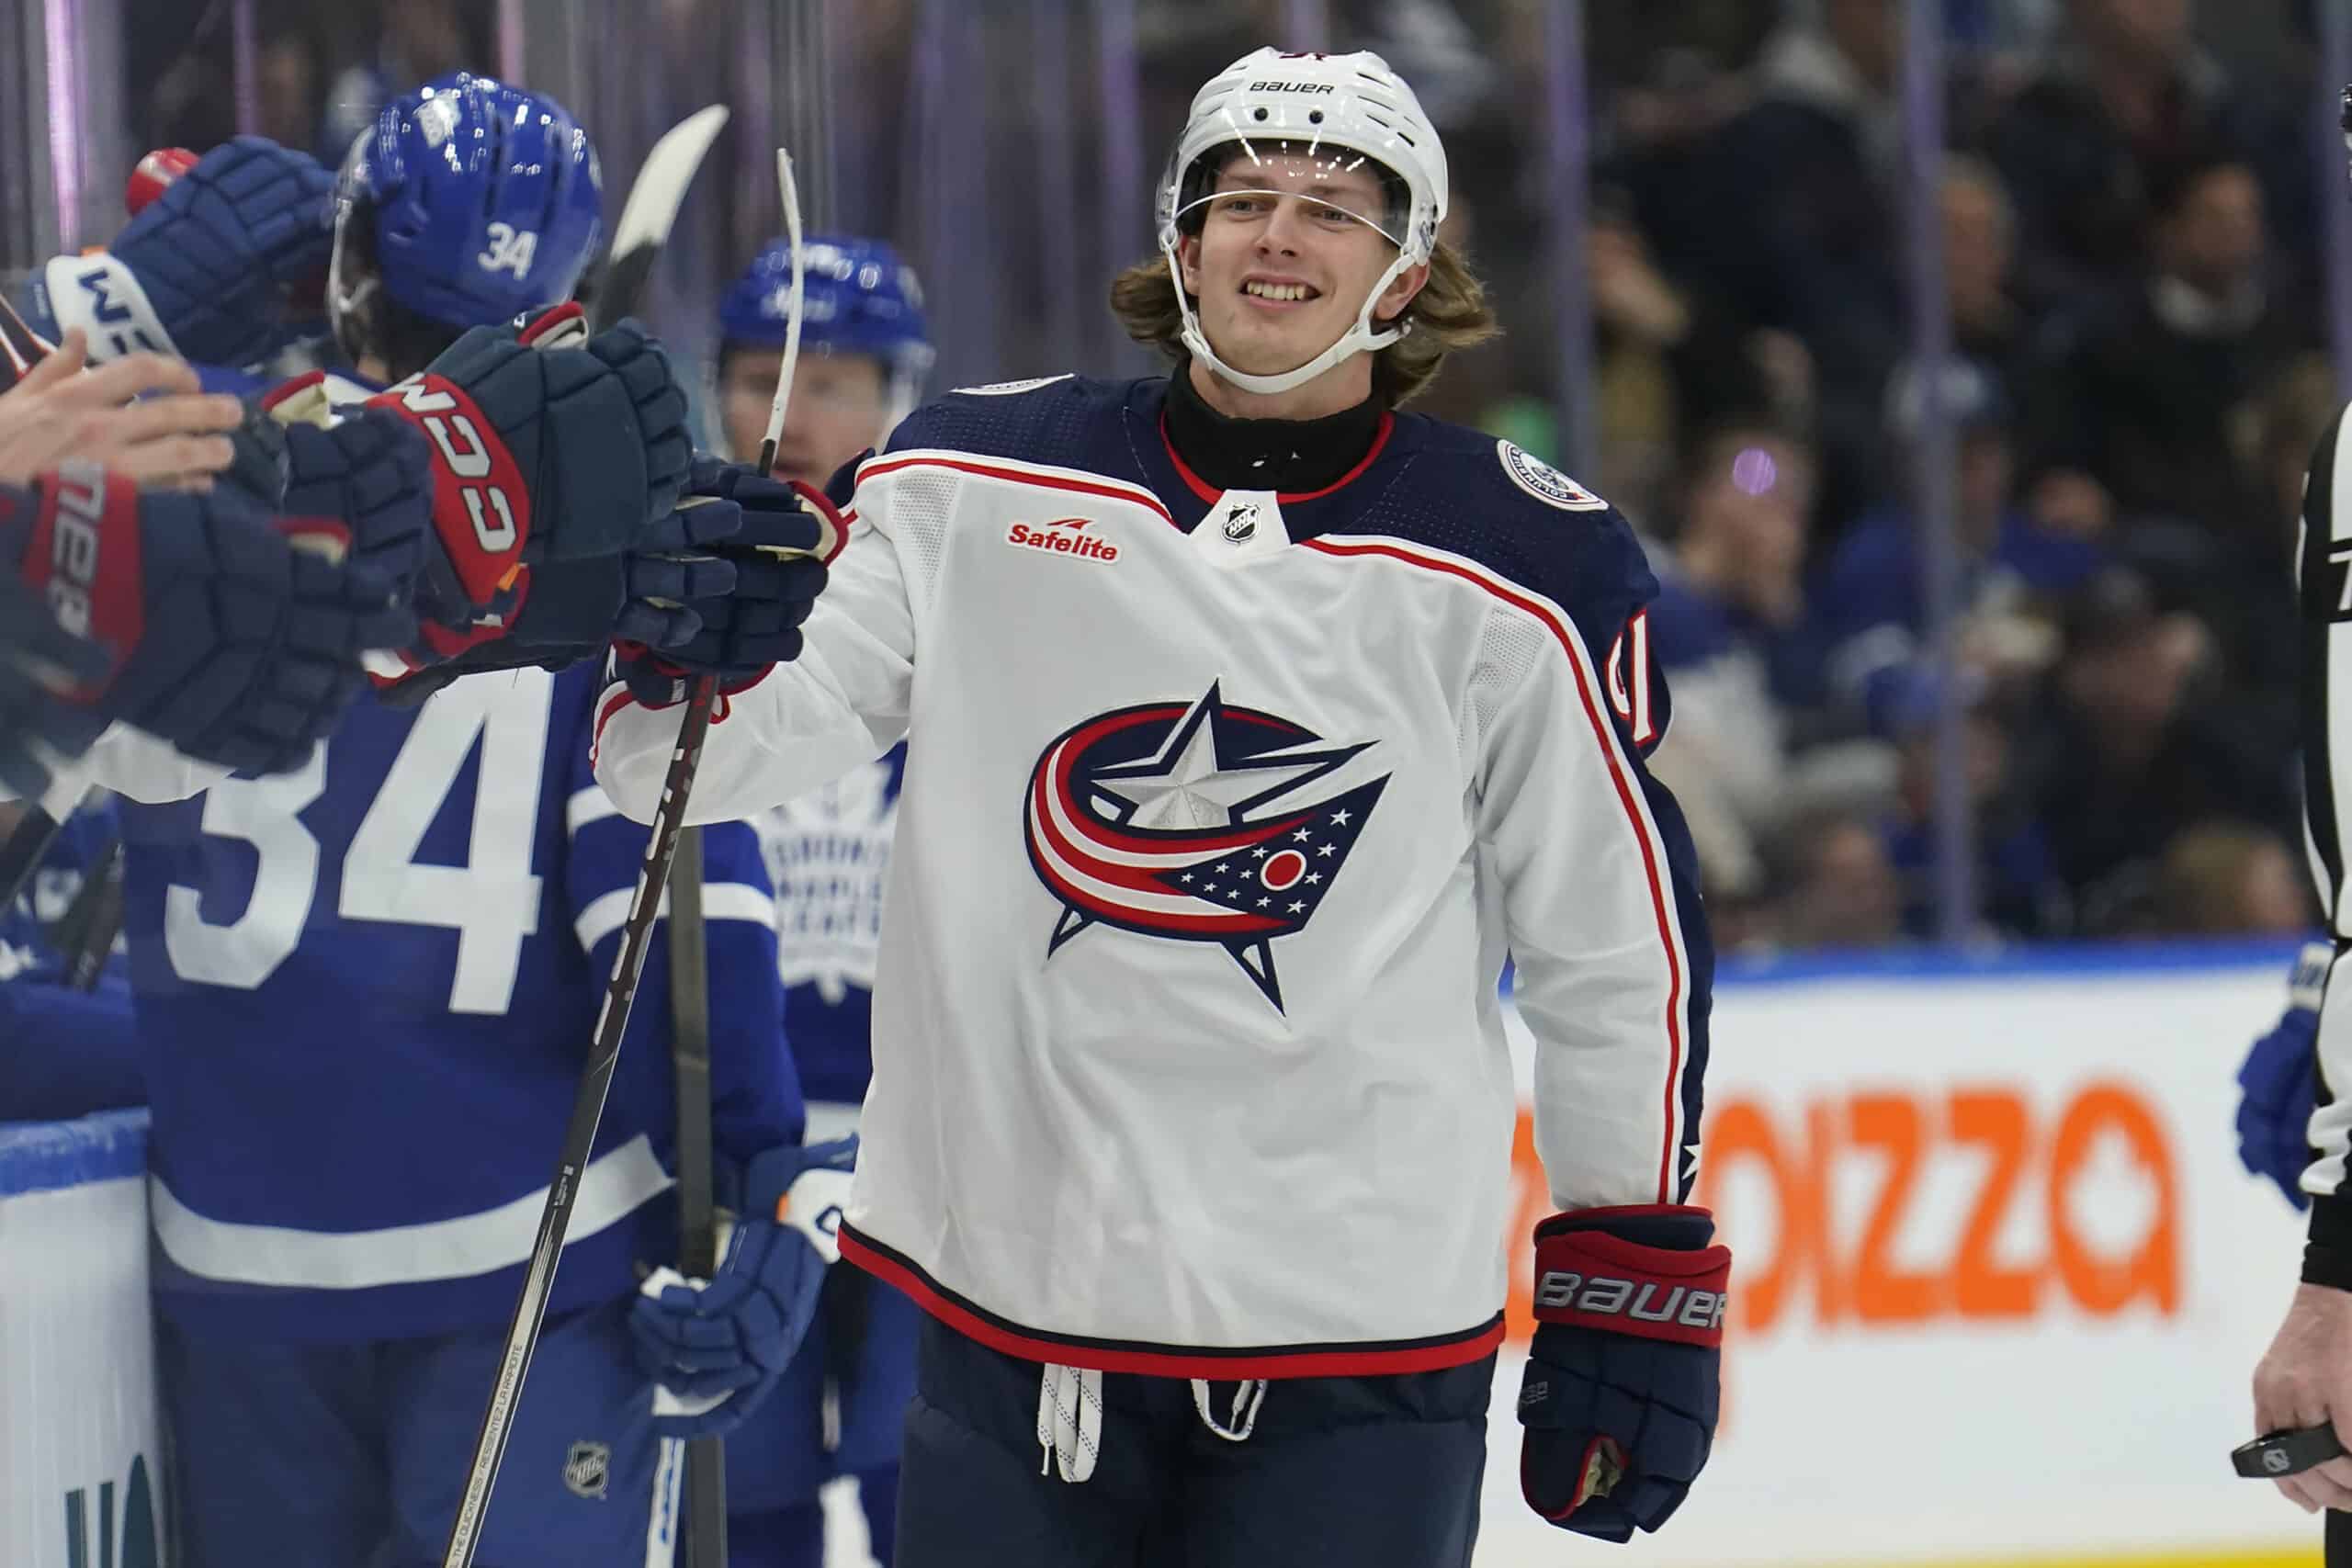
[1161,234,1416,399]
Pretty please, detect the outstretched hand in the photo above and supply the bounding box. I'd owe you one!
[0,331,241,489]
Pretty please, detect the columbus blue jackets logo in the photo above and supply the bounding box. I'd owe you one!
[1023,682,1387,1010]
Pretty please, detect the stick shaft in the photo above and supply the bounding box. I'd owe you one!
[439,680,718,1568]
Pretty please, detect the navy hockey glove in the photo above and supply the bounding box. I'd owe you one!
[363,307,693,681]
[630,1136,856,1439]
[2,460,417,788]
[609,457,840,708]
[2237,942,2330,1211]
[276,411,437,596]
[1517,1206,1729,1542]
[36,137,333,367]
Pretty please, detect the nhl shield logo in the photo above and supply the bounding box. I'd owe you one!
[1023,682,1387,1011]
[563,1440,611,1500]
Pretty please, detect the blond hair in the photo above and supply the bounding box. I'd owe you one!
[1107,238,1498,408]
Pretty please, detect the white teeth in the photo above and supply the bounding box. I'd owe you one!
[1245,280,1311,301]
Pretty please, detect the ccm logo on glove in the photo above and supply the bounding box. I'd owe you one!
[1533,1270,1727,1336]
[368,374,530,603]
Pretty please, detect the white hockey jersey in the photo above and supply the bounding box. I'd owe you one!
[594,374,1713,1377]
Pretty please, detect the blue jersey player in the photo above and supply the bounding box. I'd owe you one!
[709,235,933,1568]
[116,75,841,1566]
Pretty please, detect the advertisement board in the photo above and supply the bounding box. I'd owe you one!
[1476,945,2319,1567]
[0,1111,164,1568]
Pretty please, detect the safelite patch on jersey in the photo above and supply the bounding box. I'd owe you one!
[1497,439,1608,512]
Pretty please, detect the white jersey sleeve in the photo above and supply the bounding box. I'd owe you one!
[1474,600,1702,1213]
[592,482,919,827]
[69,723,232,805]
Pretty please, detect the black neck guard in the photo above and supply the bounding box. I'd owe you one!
[1162,359,1385,496]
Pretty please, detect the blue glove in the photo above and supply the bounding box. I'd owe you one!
[364,308,693,670]
[1517,1206,1728,1542]
[630,1135,857,1439]
[2237,942,2330,1211]
[36,137,333,367]
[2,460,418,784]
[610,456,838,708]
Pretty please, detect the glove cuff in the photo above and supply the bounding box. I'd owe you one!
[786,479,850,565]
[1532,1206,1731,1348]
[39,252,179,363]
[12,462,143,700]
[609,641,772,705]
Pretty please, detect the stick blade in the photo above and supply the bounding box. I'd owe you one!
[593,104,732,328]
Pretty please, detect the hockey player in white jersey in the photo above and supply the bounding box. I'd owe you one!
[597,48,1721,1562]
[705,236,933,1568]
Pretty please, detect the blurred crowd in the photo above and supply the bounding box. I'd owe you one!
[1532,0,2329,953]
[114,0,2342,954]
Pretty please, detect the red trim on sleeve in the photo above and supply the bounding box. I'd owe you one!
[840,1224,1506,1380]
[1300,534,1689,1202]
[589,665,774,773]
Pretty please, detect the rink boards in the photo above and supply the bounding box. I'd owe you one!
[0,942,2329,1566]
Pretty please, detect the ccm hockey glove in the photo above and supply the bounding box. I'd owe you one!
[1,458,416,793]
[2237,942,2330,1211]
[360,305,695,693]
[1517,1206,1729,1541]
[35,136,334,367]
[630,1136,856,1439]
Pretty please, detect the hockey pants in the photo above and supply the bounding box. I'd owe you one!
[893,1315,1491,1567]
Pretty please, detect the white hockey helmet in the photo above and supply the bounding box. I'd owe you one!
[1156,47,1449,397]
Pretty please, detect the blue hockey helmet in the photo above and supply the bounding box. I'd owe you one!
[717,235,935,415]
[331,70,603,333]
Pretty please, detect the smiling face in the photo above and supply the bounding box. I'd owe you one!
[1175,147,1429,417]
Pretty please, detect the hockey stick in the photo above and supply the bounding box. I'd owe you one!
[65,838,125,990]
[666,824,725,1568]
[435,107,743,1568]
[45,829,125,990]
[662,144,808,1568]
[592,105,731,329]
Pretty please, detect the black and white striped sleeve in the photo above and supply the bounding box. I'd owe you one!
[2295,401,2352,1287]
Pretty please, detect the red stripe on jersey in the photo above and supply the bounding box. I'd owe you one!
[588,668,770,773]
[860,452,1176,525]
[1159,411,1396,505]
[841,1224,1507,1379]
[1300,535,1689,1202]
